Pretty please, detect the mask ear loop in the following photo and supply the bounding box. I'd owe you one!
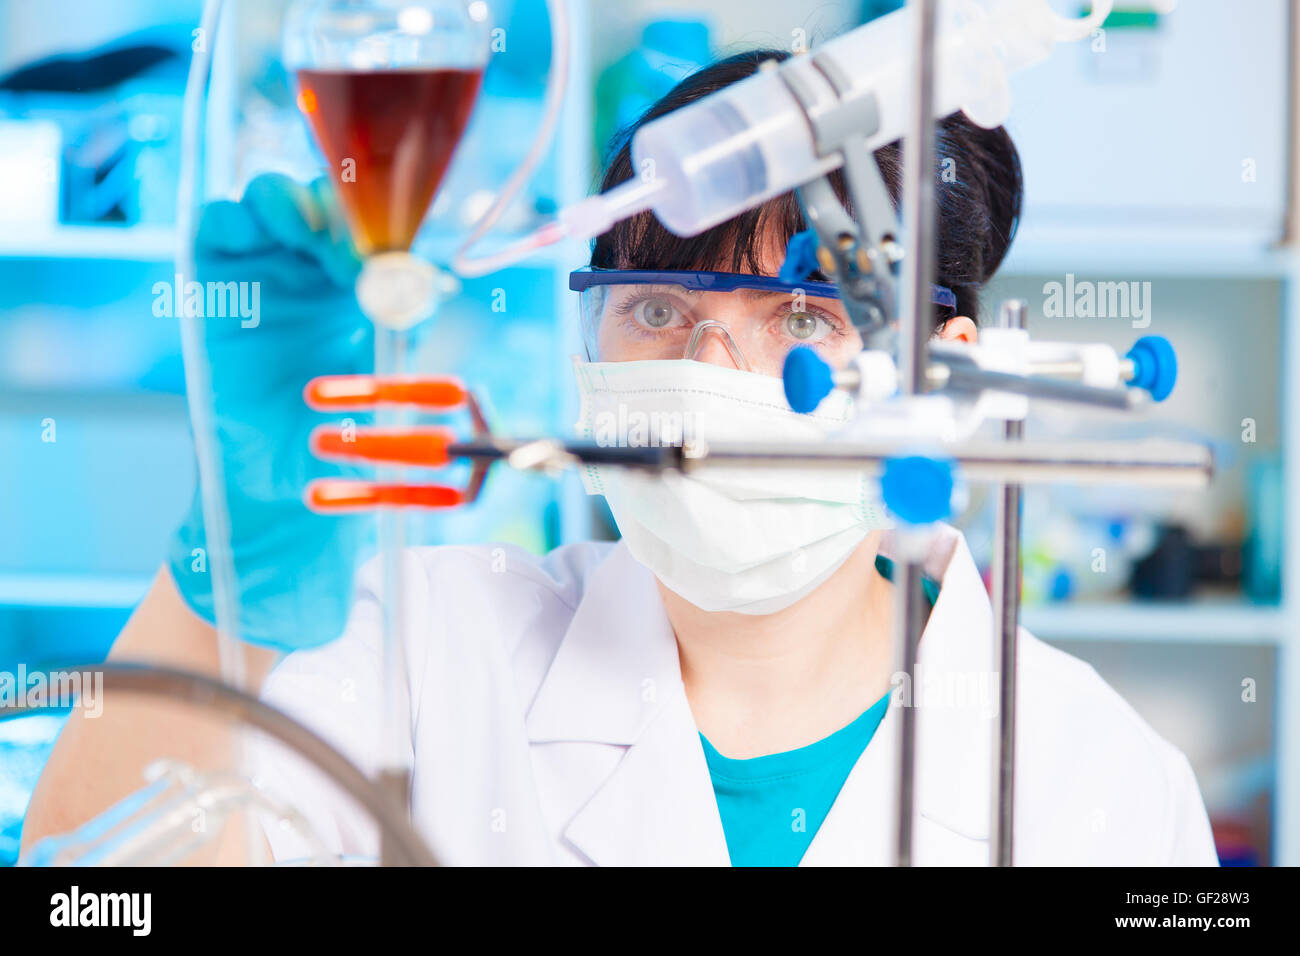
[684,320,752,372]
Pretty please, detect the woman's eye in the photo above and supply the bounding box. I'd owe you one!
[635,296,682,330]
[784,310,830,342]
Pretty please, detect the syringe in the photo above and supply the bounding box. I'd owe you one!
[549,0,1113,248]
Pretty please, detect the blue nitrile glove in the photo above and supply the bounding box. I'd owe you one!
[168,173,376,651]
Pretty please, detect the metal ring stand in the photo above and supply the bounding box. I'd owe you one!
[2,662,439,867]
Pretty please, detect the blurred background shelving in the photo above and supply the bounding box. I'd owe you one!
[0,0,598,864]
[976,0,1294,867]
[0,224,175,260]
[0,0,1296,868]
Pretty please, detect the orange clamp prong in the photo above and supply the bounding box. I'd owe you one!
[306,480,466,512]
[304,375,467,411]
[310,426,457,467]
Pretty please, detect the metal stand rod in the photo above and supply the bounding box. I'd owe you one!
[990,300,1027,866]
[443,436,1213,487]
[898,0,938,397]
[683,439,1213,487]
[937,363,1134,410]
[892,0,940,868]
[892,555,930,866]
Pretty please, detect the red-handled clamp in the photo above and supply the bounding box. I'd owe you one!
[303,374,491,511]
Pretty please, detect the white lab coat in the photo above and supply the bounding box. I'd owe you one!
[252,525,1218,866]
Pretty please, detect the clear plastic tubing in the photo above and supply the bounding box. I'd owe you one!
[560,0,1113,241]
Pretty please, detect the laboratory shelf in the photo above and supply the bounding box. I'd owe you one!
[1000,227,1296,279]
[0,225,175,262]
[0,573,154,610]
[1021,600,1286,645]
[0,224,577,268]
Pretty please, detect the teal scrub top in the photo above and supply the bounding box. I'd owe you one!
[698,554,939,867]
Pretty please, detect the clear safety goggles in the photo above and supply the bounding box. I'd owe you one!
[570,268,958,377]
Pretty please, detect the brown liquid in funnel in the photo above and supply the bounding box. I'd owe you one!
[296,68,483,254]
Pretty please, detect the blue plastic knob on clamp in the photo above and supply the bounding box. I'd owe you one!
[783,346,836,413]
[1126,335,1177,402]
[779,228,821,285]
[880,455,955,526]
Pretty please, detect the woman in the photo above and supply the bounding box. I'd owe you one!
[25,52,1216,866]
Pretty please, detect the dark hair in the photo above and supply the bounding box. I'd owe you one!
[591,49,1023,325]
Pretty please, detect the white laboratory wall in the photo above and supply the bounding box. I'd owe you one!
[1006,0,1290,245]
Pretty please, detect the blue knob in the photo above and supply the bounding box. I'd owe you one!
[1126,335,1177,402]
[779,228,821,285]
[783,346,835,413]
[880,455,954,525]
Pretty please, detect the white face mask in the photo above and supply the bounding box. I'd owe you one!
[573,358,889,614]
